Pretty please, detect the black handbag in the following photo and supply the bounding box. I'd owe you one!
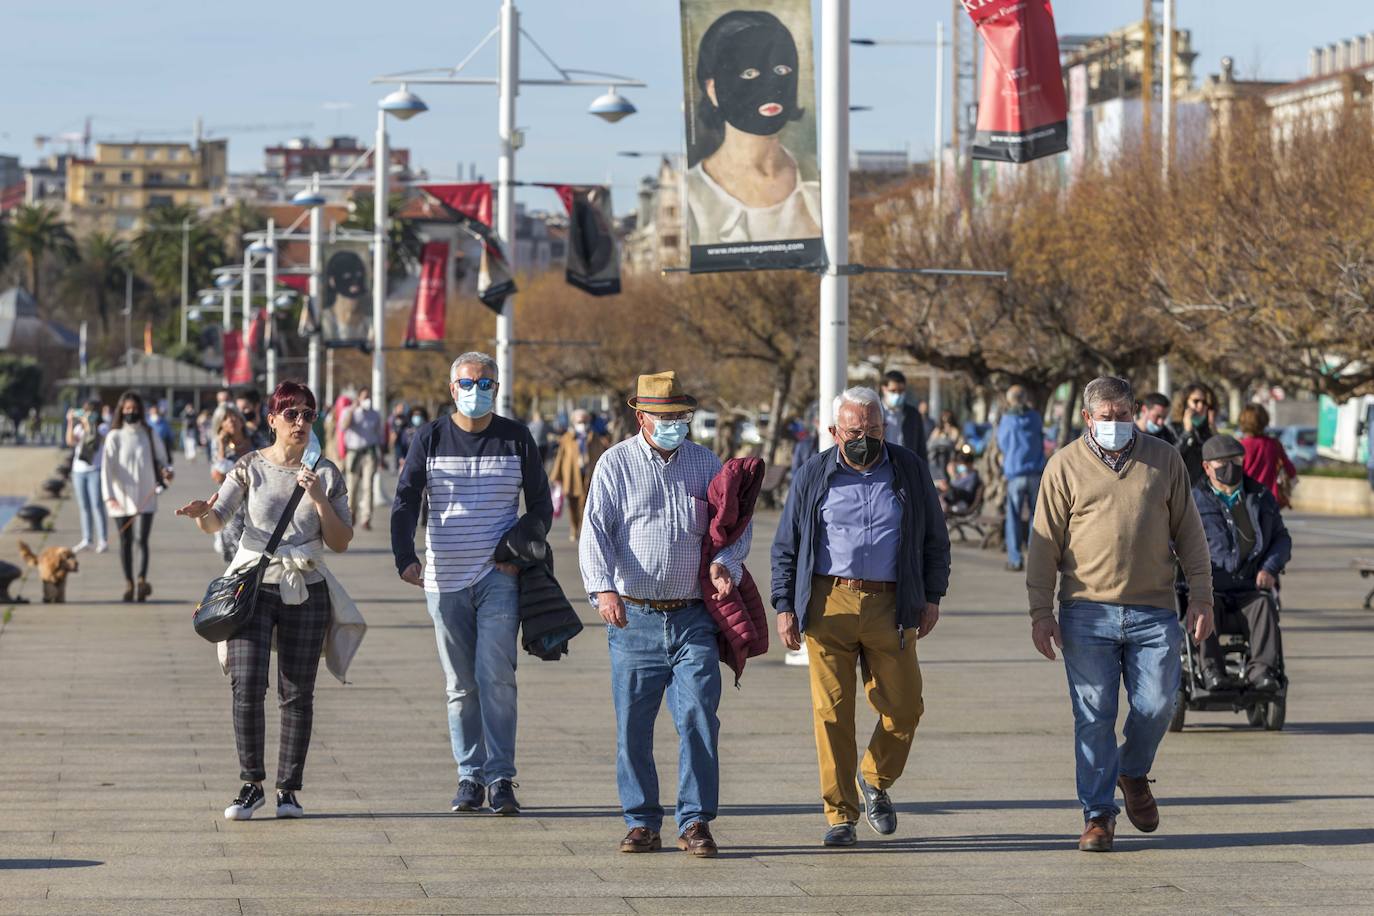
[192,484,308,642]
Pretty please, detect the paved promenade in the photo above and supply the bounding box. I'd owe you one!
[1,454,1372,914]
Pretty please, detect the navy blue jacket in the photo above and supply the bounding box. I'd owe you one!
[1192,477,1291,593]
[771,443,951,636]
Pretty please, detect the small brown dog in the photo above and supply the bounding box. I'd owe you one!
[17,542,79,603]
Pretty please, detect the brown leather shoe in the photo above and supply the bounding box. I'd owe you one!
[619,827,661,853]
[1078,815,1115,852]
[677,820,718,858]
[1117,775,1160,833]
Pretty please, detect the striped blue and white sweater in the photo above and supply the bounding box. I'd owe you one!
[391,414,552,593]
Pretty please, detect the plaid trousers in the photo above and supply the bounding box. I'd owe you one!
[226,580,331,790]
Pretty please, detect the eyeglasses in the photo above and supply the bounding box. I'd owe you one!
[280,407,317,425]
[651,412,694,424]
[453,378,496,391]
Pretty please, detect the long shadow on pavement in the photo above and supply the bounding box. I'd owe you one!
[0,860,103,870]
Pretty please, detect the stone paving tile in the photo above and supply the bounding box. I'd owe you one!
[2,467,1372,913]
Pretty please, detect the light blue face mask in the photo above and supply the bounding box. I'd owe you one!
[1145,420,1163,434]
[1093,420,1135,452]
[649,419,688,451]
[455,387,495,419]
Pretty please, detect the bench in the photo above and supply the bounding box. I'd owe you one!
[1354,558,1374,609]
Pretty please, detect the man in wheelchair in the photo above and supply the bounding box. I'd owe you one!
[1191,435,1292,693]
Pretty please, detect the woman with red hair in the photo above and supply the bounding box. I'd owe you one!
[177,380,361,821]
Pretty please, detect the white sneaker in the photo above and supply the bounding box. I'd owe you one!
[784,646,810,667]
[72,540,90,553]
[276,790,304,818]
[94,541,108,554]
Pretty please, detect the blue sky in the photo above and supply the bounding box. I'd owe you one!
[1,1,1364,214]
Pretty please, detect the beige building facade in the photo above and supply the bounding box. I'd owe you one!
[66,139,227,234]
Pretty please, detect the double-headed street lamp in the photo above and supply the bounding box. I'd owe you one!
[373,0,645,418]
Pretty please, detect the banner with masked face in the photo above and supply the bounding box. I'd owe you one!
[222,329,252,385]
[964,0,1069,163]
[320,240,373,349]
[545,184,622,295]
[680,0,824,273]
[404,241,449,348]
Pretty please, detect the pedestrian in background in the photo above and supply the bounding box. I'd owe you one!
[66,398,109,554]
[926,410,964,484]
[1026,376,1213,853]
[1135,392,1177,446]
[396,405,429,474]
[879,370,929,462]
[771,387,948,848]
[391,352,551,817]
[341,386,383,531]
[1170,382,1216,485]
[101,391,171,603]
[1236,403,1298,508]
[580,370,748,858]
[176,380,360,822]
[236,389,271,450]
[996,385,1044,573]
[552,408,609,542]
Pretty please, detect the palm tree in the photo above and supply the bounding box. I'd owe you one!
[133,204,225,312]
[344,192,422,280]
[61,231,128,329]
[212,199,266,262]
[7,204,77,304]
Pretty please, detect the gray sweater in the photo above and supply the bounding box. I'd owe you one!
[213,452,351,584]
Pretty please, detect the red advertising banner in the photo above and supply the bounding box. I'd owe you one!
[246,309,267,350]
[404,241,449,348]
[963,0,1068,163]
[420,183,493,226]
[542,184,622,296]
[222,329,252,385]
[419,184,514,315]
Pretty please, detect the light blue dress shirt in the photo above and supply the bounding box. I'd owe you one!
[815,448,903,581]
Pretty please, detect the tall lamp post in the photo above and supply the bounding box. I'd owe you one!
[818,0,851,449]
[291,177,328,397]
[373,0,645,418]
[373,86,429,411]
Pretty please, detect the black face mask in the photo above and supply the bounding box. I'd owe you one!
[122,412,141,424]
[842,435,882,468]
[707,20,800,136]
[1215,462,1242,487]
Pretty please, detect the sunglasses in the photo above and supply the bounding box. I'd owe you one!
[280,407,318,425]
[453,378,496,391]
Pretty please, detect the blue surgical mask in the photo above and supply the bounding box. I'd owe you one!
[410,415,423,427]
[649,419,688,451]
[455,387,494,419]
[1093,420,1135,452]
[1145,420,1162,434]
[883,391,905,410]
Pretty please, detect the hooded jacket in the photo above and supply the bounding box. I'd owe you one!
[495,514,583,660]
[699,457,769,683]
[996,407,1045,479]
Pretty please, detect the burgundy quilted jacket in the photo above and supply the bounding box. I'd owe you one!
[699,456,769,683]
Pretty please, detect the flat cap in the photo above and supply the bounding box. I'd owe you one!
[1202,434,1245,462]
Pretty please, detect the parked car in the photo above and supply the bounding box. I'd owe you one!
[1277,425,1318,469]
[691,410,718,444]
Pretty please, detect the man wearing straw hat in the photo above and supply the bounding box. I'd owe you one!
[579,371,751,859]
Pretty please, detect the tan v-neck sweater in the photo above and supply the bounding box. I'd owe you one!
[1026,433,1213,622]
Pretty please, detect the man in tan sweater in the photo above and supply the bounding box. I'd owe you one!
[1026,376,1214,853]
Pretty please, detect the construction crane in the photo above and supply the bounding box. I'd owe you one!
[33,117,315,156]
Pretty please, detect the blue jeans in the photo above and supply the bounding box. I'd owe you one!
[425,569,520,784]
[608,601,721,835]
[1004,473,1040,567]
[73,468,106,545]
[1059,601,1182,820]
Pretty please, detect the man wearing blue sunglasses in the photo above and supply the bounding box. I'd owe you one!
[391,351,553,817]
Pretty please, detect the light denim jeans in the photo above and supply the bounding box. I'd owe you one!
[1059,600,1182,821]
[607,601,721,835]
[425,568,521,785]
[1004,473,1040,567]
[73,468,107,546]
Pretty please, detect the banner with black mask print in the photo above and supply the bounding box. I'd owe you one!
[320,241,373,350]
[546,184,621,295]
[680,0,824,273]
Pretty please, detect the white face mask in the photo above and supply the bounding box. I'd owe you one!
[574,422,588,435]
[1092,419,1135,452]
[358,398,372,411]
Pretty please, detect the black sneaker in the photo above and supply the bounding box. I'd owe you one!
[823,821,857,847]
[224,782,266,821]
[276,790,304,819]
[451,779,484,813]
[856,775,897,835]
[488,779,520,815]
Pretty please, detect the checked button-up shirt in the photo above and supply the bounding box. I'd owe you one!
[578,433,750,602]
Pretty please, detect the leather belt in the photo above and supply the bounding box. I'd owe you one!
[624,597,696,611]
[830,577,897,593]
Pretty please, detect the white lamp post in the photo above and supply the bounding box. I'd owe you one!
[292,177,328,397]
[373,0,645,418]
[372,85,429,410]
[819,0,851,449]
[214,272,237,332]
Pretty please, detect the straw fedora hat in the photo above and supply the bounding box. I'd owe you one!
[626,370,698,414]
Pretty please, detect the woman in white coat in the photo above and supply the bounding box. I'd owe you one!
[101,391,171,602]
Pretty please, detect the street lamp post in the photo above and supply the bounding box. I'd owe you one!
[819,0,851,449]
[372,0,644,418]
[180,218,190,345]
[292,176,327,397]
[265,219,278,392]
